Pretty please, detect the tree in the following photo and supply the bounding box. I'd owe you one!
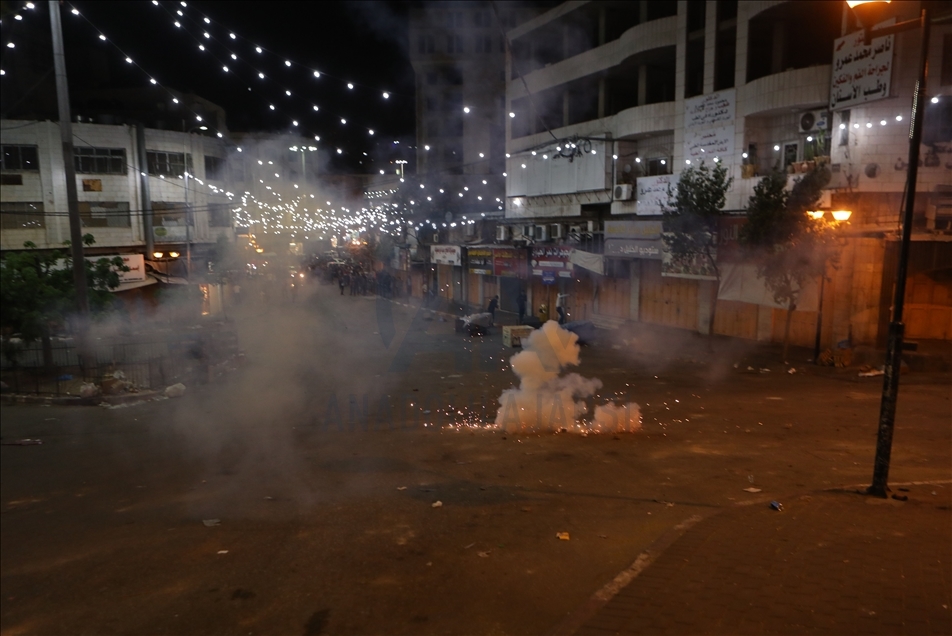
[0,235,127,370]
[739,168,839,361]
[662,161,733,335]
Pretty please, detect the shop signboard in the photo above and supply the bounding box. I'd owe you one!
[531,246,572,278]
[431,244,461,266]
[467,247,493,275]
[604,239,662,259]
[604,220,662,240]
[493,247,526,278]
[830,24,894,110]
[636,175,676,215]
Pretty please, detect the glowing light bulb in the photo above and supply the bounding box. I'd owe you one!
[336,148,342,154]
[150,78,157,84]
[229,33,236,39]
[312,105,319,111]
[258,72,264,79]
[269,104,275,110]
[99,34,106,41]
[895,115,902,121]
[340,118,346,125]
[931,96,939,104]
[125,57,133,64]
[839,123,846,129]
[292,120,298,127]
[198,44,205,51]
[204,32,210,38]
[313,70,320,78]
[256,46,262,53]
[866,122,872,128]
[382,91,389,99]
[774,145,780,151]
[222,66,229,72]
[509,112,515,118]
[347,82,354,89]
[286,90,291,96]
[285,60,291,67]
[369,129,374,135]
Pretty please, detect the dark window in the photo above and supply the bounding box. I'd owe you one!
[447,34,464,54]
[74,147,127,175]
[1,144,40,171]
[0,174,23,185]
[147,151,192,177]
[714,2,737,91]
[646,158,670,176]
[78,201,131,228]
[417,34,434,54]
[208,203,232,227]
[204,155,224,180]
[684,2,706,98]
[230,159,245,182]
[475,35,493,54]
[686,1,706,32]
[0,201,45,229]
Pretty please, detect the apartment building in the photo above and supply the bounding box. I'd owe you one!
[501,0,951,347]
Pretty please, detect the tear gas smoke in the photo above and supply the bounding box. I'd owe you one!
[495,321,641,434]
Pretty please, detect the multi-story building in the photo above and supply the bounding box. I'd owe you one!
[407,2,553,312]
[499,0,951,348]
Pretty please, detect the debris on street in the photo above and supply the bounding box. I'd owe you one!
[1,438,43,446]
[431,500,443,508]
[556,532,570,540]
[769,501,784,511]
[164,383,187,398]
[743,487,762,493]
[202,519,221,527]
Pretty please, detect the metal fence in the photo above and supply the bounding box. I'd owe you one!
[0,329,239,397]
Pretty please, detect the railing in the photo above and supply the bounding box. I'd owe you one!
[0,328,239,397]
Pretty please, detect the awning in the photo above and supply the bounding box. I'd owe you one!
[569,249,604,275]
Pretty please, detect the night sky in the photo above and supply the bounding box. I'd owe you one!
[3,1,417,172]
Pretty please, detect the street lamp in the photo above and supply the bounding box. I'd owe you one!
[847,0,932,498]
[183,125,207,281]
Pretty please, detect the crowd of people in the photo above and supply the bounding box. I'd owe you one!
[302,254,401,299]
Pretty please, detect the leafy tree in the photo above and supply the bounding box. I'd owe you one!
[739,168,839,361]
[662,161,733,335]
[0,235,127,369]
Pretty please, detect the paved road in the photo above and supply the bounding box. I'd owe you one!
[2,283,949,635]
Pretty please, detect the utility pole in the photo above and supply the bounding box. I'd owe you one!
[48,0,88,314]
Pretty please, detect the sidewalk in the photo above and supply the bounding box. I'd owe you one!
[561,483,951,635]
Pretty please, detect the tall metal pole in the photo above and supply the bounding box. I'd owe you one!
[184,133,191,280]
[48,0,88,315]
[869,8,930,498]
[136,123,154,257]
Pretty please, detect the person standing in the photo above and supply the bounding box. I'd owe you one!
[487,295,499,325]
[556,292,569,324]
[517,290,527,324]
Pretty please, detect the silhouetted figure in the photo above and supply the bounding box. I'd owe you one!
[487,295,499,325]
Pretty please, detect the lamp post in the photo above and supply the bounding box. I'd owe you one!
[846,1,932,498]
[184,125,207,281]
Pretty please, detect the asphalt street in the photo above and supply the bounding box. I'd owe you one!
[2,282,950,635]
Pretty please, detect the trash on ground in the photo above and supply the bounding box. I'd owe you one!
[477,551,490,558]
[556,532,570,540]
[464,543,475,549]
[858,368,885,377]
[79,382,100,398]
[1,438,43,446]
[217,550,229,554]
[787,367,797,374]
[743,487,762,493]
[202,519,221,527]
[759,368,771,373]
[769,501,784,511]
[747,366,755,371]
[164,383,187,398]
[431,500,443,508]
[891,493,908,502]
[396,486,407,491]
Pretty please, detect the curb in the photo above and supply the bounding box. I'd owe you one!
[1,390,163,407]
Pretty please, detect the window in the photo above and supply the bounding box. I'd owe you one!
[446,34,464,54]
[151,201,191,226]
[208,203,232,227]
[474,11,489,27]
[942,34,952,86]
[78,201,131,228]
[0,201,45,229]
[0,174,23,185]
[74,147,126,175]
[646,158,671,176]
[1,144,40,171]
[417,34,434,54]
[475,35,493,54]
[204,155,224,180]
[147,151,192,177]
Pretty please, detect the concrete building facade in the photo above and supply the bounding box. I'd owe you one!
[501,0,952,348]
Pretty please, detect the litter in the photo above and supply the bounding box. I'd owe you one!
[477,551,490,558]
[743,487,762,493]
[217,550,229,554]
[858,369,884,377]
[556,532,570,541]
[1,439,43,446]
[747,366,755,371]
[431,501,443,508]
[759,368,771,373]
[164,383,186,398]
[769,501,784,511]
[79,383,100,398]
[396,486,407,491]
[202,519,221,527]
[787,368,797,374]
[464,543,475,549]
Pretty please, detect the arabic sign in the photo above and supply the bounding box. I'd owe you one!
[684,89,735,129]
[467,247,493,275]
[493,247,526,278]
[431,244,461,266]
[636,175,676,215]
[531,246,572,278]
[605,239,662,260]
[604,220,663,240]
[830,27,893,110]
[684,126,735,161]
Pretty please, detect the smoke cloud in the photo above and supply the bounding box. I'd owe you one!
[495,321,641,434]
